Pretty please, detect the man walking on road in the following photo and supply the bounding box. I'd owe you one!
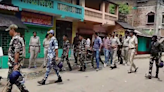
[110,33,120,69]
[78,35,87,71]
[92,32,102,71]
[73,33,80,64]
[128,30,138,73]
[122,31,130,65]
[103,34,111,67]
[38,30,62,85]
[61,34,72,71]
[6,24,29,92]
[145,35,162,79]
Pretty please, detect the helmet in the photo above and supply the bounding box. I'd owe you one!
[158,61,164,68]
[9,71,22,84]
[57,61,63,69]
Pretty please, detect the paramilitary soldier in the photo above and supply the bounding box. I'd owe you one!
[78,35,87,71]
[145,35,163,79]
[6,24,29,92]
[61,34,72,71]
[38,30,62,85]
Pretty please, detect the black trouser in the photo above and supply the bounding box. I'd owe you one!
[117,49,123,64]
[74,46,78,64]
[61,53,72,70]
[91,51,104,68]
[148,56,159,77]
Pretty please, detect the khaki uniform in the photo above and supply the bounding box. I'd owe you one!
[29,36,41,68]
[43,38,50,66]
[128,35,138,72]
[122,36,130,64]
[111,36,120,67]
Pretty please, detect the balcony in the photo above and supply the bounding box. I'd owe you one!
[84,7,118,25]
[12,0,84,20]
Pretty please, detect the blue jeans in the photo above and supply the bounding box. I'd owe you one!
[103,48,109,65]
[109,50,113,64]
[94,49,100,68]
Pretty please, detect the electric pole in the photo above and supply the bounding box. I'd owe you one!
[155,0,160,36]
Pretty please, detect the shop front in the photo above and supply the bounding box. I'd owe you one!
[0,3,27,68]
[18,11,53,58]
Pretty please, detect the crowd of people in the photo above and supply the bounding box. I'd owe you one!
[3,23,164,92]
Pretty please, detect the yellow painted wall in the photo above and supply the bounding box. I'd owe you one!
[72,21,78,42]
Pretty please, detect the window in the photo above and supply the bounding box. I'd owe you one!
[147,12,155,24]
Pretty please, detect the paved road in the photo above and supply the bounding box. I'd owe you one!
[1,57,164,92]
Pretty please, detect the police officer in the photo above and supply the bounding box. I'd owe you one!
[78,35,87,71]
[38,30,62,85]
[145,35,162,79]
[122,31,130,65]
[6,24,28,92]
[29,32,41,68]
[61,34,72,71]
[128,30,138,73]
[110,33,120,69]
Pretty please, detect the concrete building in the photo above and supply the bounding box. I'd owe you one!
[110,0,164,37]
[0,0,119,67]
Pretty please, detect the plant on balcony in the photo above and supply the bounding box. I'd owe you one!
[109,3,130,15]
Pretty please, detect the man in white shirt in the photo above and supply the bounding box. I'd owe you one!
[122,31,130,65]
[86,38,91,49]
[128,30,138,73]
[110,33,121,69]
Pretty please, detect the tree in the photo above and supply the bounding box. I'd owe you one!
[109,3,130,15]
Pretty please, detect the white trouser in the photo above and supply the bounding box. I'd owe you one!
[128,49,137,71]
[44,48,48,66]
[122,47,129,64]
[111,48,118,66]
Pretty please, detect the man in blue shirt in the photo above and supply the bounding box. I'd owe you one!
[38,30,62,85]
[92,32,102,71]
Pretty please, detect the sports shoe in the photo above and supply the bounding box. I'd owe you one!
[104,63,107,67]
[38,79,46,85]
[55,77,62,83]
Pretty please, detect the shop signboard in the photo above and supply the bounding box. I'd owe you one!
[21,11,53,27]
[0,4,19,11]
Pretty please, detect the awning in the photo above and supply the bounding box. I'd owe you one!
[78,29,94,35]
[0,14,27,29]
[117,21,134,30]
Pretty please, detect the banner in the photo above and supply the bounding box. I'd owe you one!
[21,11,53,26]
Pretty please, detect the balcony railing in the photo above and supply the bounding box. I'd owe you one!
[84,7,118,25]
[12,0,84,20]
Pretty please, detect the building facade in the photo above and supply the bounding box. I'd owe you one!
[12,0,84,58]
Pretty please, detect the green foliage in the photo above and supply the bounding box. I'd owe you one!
[109,3,130,15]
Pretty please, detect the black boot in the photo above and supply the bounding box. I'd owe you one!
[79,67,83,71]
[68,64,72,71]
[55,77,62,83]
[83,65,86,71]
[155,74,158,78]
[38,79,46,85]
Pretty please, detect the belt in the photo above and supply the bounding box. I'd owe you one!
[129,48,135,49]
[123,46,128,48]
[31,45,39,47]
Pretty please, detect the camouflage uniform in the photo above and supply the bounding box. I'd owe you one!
[73,36,80,64]
[43,36,61,80]
[78,39,87,71]
[7,35,28,92]
[61,40,72,71]
[147,40,162,78]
